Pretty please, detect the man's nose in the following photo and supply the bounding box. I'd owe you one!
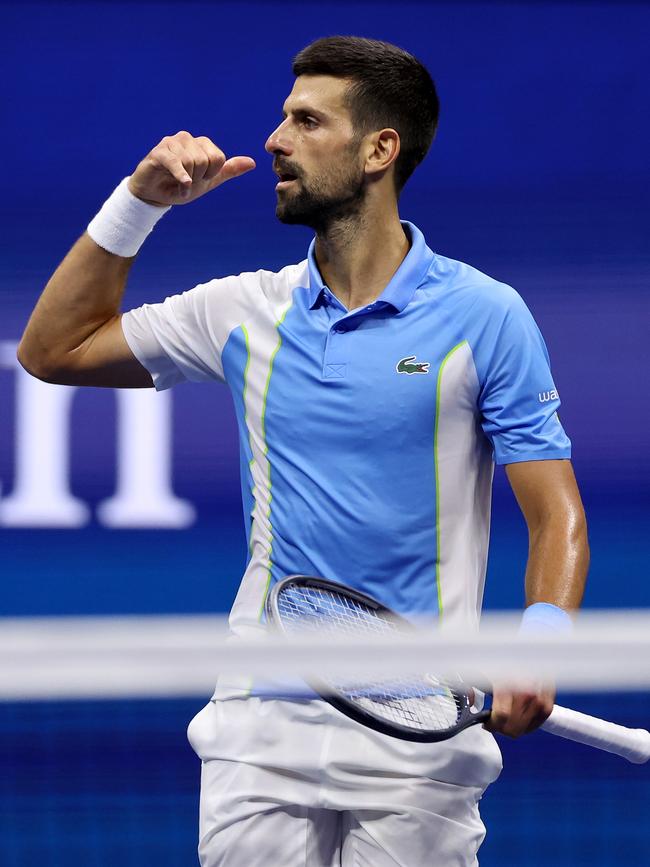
[265,120,292,155]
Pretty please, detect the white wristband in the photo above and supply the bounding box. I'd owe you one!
[87,177,171,257]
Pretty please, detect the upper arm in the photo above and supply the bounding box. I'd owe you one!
[505,459,589,608]
[19,314,154,388]
[27,276,236,391]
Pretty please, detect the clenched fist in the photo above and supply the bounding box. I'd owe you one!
[128,131,256,206]
[483,682,556,738]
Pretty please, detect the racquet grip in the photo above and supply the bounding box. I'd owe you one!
[541,705,650,764]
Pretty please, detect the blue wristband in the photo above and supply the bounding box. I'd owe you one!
[519,602,574,634]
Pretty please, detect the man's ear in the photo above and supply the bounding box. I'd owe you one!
[364,128,401,177]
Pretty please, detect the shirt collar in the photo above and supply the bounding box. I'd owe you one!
[307,221,434,312]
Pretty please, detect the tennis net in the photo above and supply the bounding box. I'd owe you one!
[1,612,649,866]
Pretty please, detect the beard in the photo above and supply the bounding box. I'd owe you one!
[275,155,367,233]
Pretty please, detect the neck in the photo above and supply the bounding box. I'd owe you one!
[314,201,409,310]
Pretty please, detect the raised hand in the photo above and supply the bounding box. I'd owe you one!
[128,131,256,206]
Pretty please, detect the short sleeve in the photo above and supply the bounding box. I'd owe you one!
[476,292,571,465]
[121,264,305,392]
[121,282,224,390]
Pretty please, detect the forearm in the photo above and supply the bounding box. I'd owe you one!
[18,234,134,379]
[523,506,589,611]
[487,493,589,737]
[18,135,255,386]
[505,460,589,614]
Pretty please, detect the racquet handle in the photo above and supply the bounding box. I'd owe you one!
[541,705,650,764]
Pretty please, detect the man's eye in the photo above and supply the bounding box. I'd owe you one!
[303,117,318,129]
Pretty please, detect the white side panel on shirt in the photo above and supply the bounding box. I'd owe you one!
[228,294,295,633]
[435,342,494,631]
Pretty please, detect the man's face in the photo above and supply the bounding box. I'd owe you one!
[264,75,367,230]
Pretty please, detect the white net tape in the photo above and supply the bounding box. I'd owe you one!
[2,610,650,701]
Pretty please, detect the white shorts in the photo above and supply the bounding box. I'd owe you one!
[187,696,502,867]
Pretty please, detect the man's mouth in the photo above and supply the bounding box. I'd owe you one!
[274,167,300,190]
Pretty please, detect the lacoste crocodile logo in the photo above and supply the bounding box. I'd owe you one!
[396,356,430,375]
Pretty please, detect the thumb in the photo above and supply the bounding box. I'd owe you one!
[214,156,256,187]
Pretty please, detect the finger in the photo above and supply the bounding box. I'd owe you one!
[211,156,256,187]
[508,695,541,736]
[522,694,555,734]
[152,145,192,186]
[483,692,513,734]
[498,692,553,737]
[166,140,195,185]
[195,137,226,182]
[170,137,225,185]
[188,143,211,183]
[486,691,535,737]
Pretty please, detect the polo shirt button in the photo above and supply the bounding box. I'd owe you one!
[334,325,346,334]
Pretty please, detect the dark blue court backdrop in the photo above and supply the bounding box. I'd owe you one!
[1,0,649,616]
[1,3,649,865]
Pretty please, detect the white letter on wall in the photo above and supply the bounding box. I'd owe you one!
[0,341,89,527]
[1,342,196,529]
[96,388,196,528]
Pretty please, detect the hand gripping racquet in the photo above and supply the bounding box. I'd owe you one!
[265,575,650,763]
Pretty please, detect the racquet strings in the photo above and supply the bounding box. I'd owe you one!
[275,582,464,733]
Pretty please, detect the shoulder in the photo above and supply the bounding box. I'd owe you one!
[199,259,309,305]
[128,258,309,350]
[428,253,527,320]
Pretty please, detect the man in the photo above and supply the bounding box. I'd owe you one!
[19,36,588,867]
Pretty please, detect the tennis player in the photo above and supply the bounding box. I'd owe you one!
[19,36,589,866]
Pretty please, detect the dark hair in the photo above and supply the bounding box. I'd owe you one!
[292,36,439,193]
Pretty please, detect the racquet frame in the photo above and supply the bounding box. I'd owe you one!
[266,575,650,762]
[266,575,490,742]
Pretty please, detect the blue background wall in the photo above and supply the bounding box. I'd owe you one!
[1,2,648,865]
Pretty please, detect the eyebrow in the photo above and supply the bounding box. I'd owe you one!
[281,106,326,120]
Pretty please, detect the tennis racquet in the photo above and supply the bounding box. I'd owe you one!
[265,575,650,764]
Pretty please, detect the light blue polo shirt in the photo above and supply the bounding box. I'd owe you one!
[122,222,570,649]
